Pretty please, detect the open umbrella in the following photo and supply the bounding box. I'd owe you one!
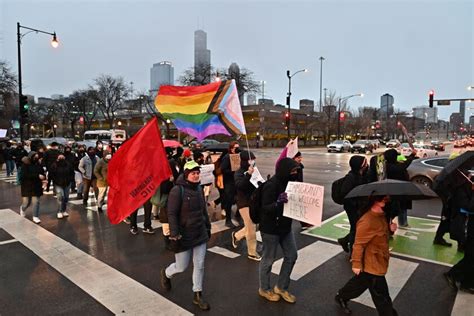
[345,179,438,200]
[435,150,474,185]
[162,140,182,148]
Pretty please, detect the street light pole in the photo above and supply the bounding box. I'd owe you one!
[337,93,363,139]
[17,22,58,142]
[319,57,325,112]
[286,69,308,140]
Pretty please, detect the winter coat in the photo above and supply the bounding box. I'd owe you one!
[295,163,304,182]
[234,168,256,209]
[20,159,44,197]
[220,153,236,186]
[43,149,60,170]
[12,147,28,166]
[4,147,14,161]
[78,154,99,180]
[384,150,416,211]
[260,158,299,235]
[93,158,109,187]
[49,159,74,187]
[167,175,211,252]
[342,156,369,213]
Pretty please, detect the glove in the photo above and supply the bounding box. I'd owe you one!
[277,192,288,204]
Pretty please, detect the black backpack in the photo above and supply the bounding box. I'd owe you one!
[249,182,266,224]
[331,175,347,205]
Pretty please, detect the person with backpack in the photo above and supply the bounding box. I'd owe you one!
[335,195,398,315]
[258,157,300,303]
[160,161,211,311]
[232,150,261,261]
[336,156,369,253]
[19,151,46,224]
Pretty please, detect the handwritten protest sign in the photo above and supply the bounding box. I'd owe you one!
[200,164,215,185]
[250,166,265,188]
[283,181,324,227]
[229,154,241,172]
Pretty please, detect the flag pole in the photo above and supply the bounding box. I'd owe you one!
[244,134,251,154]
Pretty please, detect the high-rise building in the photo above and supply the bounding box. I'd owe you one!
[450,113,462,131]
[460,100,466,123]
[380,93,394,116]
[299,99,315,113]
[194,30,211,83]
[150,61,174,97]
[412,106,438,123]
[228,62,244,105]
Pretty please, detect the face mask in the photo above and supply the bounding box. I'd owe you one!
[88,152,95,157]
[289,173,299,181]
[234,148,241,154]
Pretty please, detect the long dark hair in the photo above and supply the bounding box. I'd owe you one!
[358,195,386,218]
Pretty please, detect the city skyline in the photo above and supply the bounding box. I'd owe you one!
[1,0,472,121]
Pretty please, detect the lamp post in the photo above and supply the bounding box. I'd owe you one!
[17,22,59,141]
[286,68,308,140]
[337,93,363,139]
[319,57,325,112]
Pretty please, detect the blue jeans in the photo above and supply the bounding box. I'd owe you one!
[398,209,408,226]
[55,184,71,213]
[165,242,207,292]
[259,232,298,291]
[6,160,15,176]
[21,196,40,217]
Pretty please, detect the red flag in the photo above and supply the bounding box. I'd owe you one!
[107,117,171,224]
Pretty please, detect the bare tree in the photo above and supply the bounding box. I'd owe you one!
[68,89,100,132]
[219,66,260,104]
[92,75,129,129]
[179,65,216,86]
[0,60,18,129]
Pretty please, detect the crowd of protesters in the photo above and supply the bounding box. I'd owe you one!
[1,138,472,314]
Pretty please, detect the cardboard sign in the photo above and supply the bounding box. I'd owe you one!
[200,164,215,185]
[250,166,265,188]
[283,181,324,227]
[229,154,241,172]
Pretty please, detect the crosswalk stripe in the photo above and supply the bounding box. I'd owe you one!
[272,240,342,281]
[0,239,18,246]
[208,246,241,258]
[353,257,418,308]
[0,208,191,315]
[451,291,474,316]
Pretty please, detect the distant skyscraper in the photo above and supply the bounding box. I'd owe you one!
[412,106,438,123]
[460,100,466,123]
[380,93,394,116]
[228,62,244,105]
[150,61,174,97]
[247,94,257,105]
[194,30,211,83]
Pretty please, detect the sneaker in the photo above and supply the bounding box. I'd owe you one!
[248,254,262,262]
[62,211,69,217]
[130,227,139,235]
[335,293,351,314]
[258,288,280,302]
[123,217,131,224]
[221,210,226,217]
[274,286,296,303]
[231,231,238,248]
[57,212,64,219]
[160,268,171,290]
[143,227,155,234]
[19,206,25,217]
[32,217,41,224]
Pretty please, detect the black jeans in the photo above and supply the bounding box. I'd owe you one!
[448,214,474,288]
[222,183,236,223]
[338,272,397,316]
[130,199,152,229]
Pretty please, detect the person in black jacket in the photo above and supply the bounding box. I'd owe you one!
[337,155,369,253]
[63,146,77,193]
[160,161,211,311]
[12,143,28,185]
[220,141,241,228]
[258,158,299,303]
[4,142,15,176]
[49,154,75,219]
[19,151,46,224]
[43,142,61,192]
[232,151,261,261]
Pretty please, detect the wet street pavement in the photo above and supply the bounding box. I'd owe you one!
[0,147,472,315]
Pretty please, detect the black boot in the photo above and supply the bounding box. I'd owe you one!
[337,236,350,253]
[193,291,210,311]
[164,235,172,251]
[335,293,351,314]
[160,268,171,290]
[433,237,452,247]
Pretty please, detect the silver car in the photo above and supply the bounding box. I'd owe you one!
[407,156,450,188]
[327,140,352,153]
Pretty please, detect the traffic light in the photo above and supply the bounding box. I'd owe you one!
[429,90,434,108]
[339,112,345,122]
[285,111,290,128]
[20,94,29,119]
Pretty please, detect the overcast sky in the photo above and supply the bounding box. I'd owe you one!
[1,0,472,120]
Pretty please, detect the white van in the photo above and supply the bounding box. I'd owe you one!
[84,129,127,145]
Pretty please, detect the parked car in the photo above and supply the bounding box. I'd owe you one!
[430,140,445,151]
[407,156,450,188]
[386,139,401,148]
[351,140,374,154]
[369,139,381,149]
[327,140,352,153]
[454,139,466,148]
[401,143,438,158]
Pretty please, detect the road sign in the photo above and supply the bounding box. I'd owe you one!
[437,100,451,106]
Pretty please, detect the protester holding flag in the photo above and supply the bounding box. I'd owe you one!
[161,161,211,311]
[232,150,261,261]
[258,158,300,303]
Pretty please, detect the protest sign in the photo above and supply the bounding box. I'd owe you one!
[200,164,215,185]
[229,154,241,172]
[250,166,265,188]
[283,181,324,226]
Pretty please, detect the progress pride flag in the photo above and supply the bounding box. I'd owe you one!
[107,117,171,224]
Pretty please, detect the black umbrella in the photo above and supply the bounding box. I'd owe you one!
[435,150,474,185]
[345,179,438,200]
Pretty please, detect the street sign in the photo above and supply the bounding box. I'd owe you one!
[437,100,451,106]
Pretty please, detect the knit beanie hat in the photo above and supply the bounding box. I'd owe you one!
[184,160,200,179]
